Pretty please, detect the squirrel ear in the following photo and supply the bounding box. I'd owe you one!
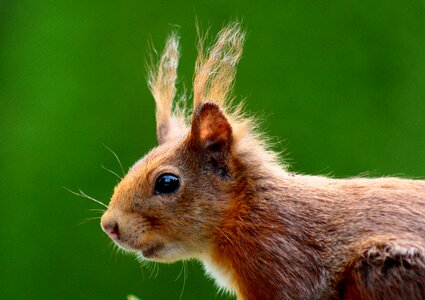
[148,33,182,145]
[190,103,233,159]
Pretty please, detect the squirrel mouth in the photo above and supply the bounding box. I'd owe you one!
[141,243,164,258]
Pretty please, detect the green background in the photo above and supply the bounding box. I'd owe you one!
[2,1,425,299]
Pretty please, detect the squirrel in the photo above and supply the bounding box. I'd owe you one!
[100,23,425,300]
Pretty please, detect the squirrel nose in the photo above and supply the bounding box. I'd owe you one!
[101,217,120,240]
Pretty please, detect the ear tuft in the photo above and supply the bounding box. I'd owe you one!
[190,103,232,157]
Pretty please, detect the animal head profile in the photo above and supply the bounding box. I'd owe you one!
[100,23,278,262]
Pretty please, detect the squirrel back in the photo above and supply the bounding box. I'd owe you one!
[101,23,425,299]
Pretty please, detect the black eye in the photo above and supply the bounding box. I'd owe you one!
[154,173,180,195]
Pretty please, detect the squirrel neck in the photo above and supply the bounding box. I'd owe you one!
[202,155,330,299]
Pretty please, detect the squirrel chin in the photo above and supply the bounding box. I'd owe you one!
[135,243,192,263]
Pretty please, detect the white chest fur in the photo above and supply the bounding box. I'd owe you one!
[201,257,235,294]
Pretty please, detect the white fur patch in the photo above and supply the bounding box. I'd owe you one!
[201,257,235,294]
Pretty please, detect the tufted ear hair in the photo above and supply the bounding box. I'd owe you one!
[148,33,186,144]
[148,23,244,145]
[193,23,245,111]
[189,102,233,164]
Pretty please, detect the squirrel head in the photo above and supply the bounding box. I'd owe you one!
[101,101,234,262]
[101,23,277,262]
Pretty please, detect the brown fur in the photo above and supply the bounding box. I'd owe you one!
[101,23,425,299]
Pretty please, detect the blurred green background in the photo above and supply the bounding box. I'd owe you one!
[2,0,425,299]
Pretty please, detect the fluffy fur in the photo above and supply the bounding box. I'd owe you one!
[101,23,425,299]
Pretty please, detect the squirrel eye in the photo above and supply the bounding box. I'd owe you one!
[154,173,180,195]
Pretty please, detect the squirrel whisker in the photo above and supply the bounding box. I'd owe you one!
[101,164,122,181]
[64,187,109,209]
[102,143,125,177]
[178,260,188,300]
[88,208,107,214]
[78,216,102,226]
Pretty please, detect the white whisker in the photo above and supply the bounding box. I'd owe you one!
[78,216,101,226]
[88,208,106,213]
[103,143,125,176]
[145,261,158,279]
[154,262,160,279]
[175,262,185,281]
[178,261,188,300]
[64,187,109,209]
[101,164,122,181]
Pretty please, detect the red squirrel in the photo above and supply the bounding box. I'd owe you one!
[100,23,425,299]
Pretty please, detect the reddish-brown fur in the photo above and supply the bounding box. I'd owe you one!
[101,24,425,299]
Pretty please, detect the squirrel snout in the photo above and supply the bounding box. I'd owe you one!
[101,214,120,240]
